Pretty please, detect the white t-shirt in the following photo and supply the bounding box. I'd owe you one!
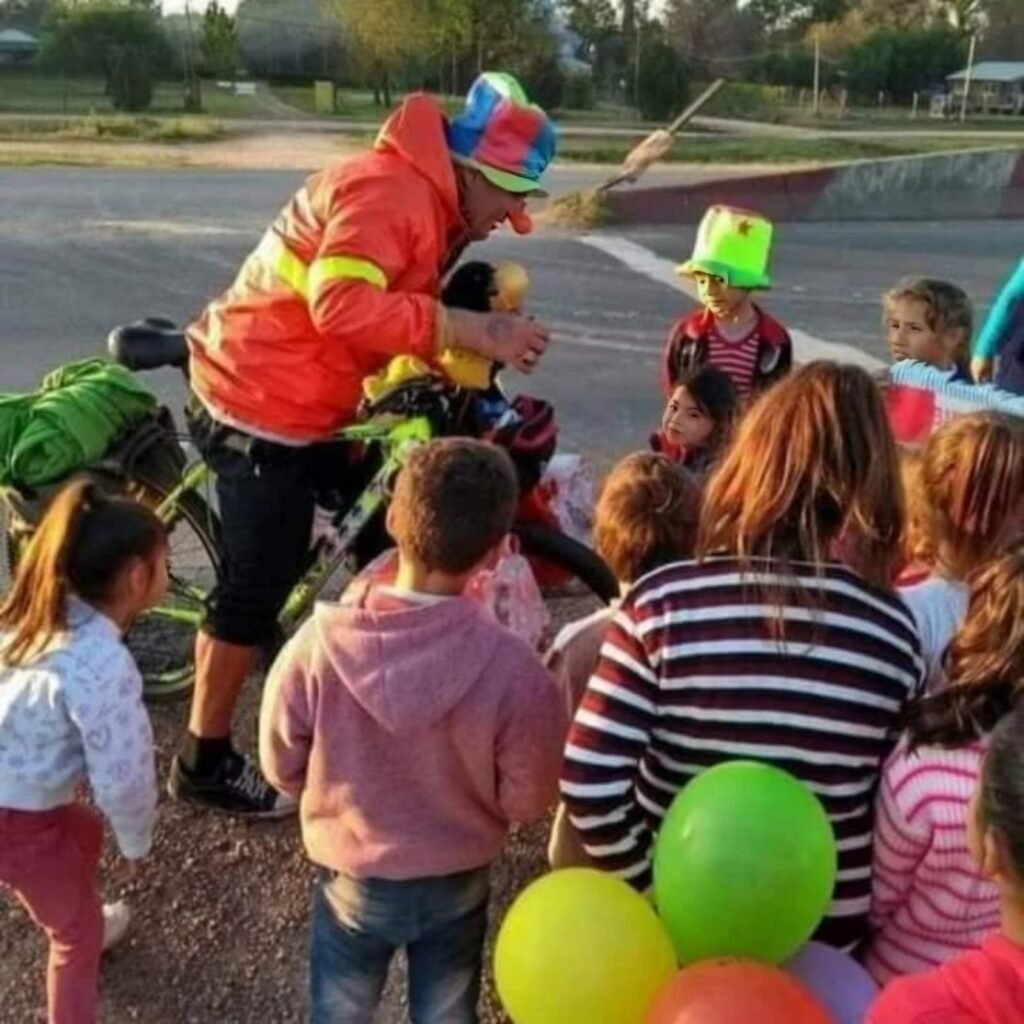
[899,576,968,693]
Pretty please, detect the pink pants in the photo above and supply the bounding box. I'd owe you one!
[0,804,104,1024]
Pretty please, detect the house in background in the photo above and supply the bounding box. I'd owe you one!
[946,61,1024,115]
[0,28,39,66]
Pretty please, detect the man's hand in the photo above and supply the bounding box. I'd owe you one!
[447,309,550,373]
[971,356,994,384]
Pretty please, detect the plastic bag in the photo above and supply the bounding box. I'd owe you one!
[464,536,550,651]
[534,453,595,545]
[346,537,550,651]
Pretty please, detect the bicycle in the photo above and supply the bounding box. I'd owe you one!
[1,320,617,702]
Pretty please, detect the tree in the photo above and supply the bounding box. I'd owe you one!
[940,0,985,33]
[430,0,555,92]
[750,46,815,87]
[980,0,1024,59]
[807,0,962,67]
[848,0,936,31]
[558,0,620,92]
[846,26,968,103]
[560,0,616,44]
[334,0,430,105]
[747,0,851,35]
[664,0,760,77]
[42,1,170,112]
[635,36,689,120]
[110,44,154,110]
[329,0,564,107]
[200,1,237,79]
[236,0,344,80]
[0,0,56,33]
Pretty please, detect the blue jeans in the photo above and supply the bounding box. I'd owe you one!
[309,866,490,1024]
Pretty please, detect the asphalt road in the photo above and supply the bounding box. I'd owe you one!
[2,166,1022,463]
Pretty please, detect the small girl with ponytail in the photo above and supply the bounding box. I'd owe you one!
[0,480,166,1024]
[866,546,1024,986]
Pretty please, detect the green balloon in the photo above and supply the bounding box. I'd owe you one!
[653,760,837,965]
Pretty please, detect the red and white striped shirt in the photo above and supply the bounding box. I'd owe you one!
[865,739,999,985]
[705,321,762,399]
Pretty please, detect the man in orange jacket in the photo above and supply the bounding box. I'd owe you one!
[170,72,557,816]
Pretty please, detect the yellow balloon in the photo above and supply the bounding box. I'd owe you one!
[495,869,677,1024]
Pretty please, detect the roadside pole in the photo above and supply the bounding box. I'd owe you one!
[812,32,821,117]
[960,34,976,124]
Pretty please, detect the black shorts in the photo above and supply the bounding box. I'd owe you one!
[188,405,347,647]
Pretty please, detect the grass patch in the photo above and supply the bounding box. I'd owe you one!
[0,69,261,117]
[0,114,224,143]
[270,84,463,120]
[554,134,1003,165]
[271,85,657,128]
[783,108,1024,133]
[268,83,315,115]
[0,146,191,168]
[192,84,266,118]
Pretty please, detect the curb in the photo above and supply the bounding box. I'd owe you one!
[606,147,1024,225]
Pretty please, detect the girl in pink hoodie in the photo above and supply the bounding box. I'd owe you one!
[868,698,1024,1024]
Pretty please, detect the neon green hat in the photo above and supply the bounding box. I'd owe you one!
[677,205,774,290]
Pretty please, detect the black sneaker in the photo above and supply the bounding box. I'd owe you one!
[167,751,297,819]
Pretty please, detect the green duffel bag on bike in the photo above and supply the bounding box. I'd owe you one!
[2,405,186,537]
[0,357,156,489]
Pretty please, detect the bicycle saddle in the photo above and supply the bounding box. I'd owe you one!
[108,318,189,371]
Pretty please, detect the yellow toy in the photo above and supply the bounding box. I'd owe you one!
[363,262,531,398]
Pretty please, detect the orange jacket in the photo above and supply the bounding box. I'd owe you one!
[187,95,469,442]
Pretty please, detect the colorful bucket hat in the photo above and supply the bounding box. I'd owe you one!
[677,205,775,290]
[446,72,556,198]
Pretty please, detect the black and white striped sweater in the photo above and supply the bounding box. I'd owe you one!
[560,555,925,950]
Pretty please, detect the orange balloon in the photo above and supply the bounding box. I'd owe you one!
[646,960,832,1024]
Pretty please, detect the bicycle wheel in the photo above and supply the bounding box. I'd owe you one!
[125,475,221,701]
[511,521,617,633]
[4,475,221,702]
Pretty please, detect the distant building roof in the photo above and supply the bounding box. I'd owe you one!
[0,28,39,52]
[947,61,1024,83]
[0,28,37,43]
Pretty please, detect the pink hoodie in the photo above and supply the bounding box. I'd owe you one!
[867,934,1024,1024]
[259,594,565,879]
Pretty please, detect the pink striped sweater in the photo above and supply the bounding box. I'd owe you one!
[865,739,1000,984]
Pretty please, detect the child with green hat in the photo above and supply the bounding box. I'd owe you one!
[664,204,793,401]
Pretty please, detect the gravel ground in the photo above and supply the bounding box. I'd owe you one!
[0,592,590,1023]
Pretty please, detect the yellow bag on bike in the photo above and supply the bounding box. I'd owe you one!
[361,355,435,403]
[361,349,492,399]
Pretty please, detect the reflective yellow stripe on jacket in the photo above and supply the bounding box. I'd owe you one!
[310,255,387,294]
[254,231,387,300]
